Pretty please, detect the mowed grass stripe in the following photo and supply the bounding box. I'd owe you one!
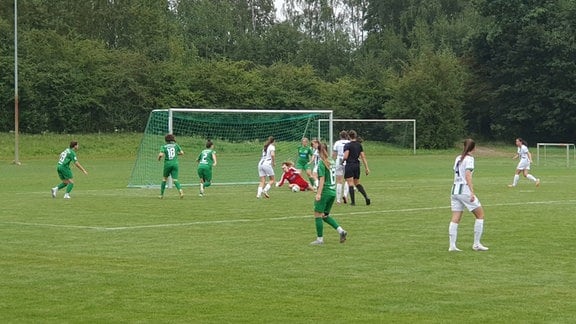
[4,197,575,231]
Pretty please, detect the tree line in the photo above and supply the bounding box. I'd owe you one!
[1,0,575,148]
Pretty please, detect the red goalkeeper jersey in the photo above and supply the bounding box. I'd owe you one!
[278,167,310,191]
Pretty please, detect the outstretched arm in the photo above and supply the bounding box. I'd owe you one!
[276,173,287,187]
[75,161,88,175]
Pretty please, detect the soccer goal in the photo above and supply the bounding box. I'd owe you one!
[128,108,333,187]
[317,119,416,154]
[536,143,575,167]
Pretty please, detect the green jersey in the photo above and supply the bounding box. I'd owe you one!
[197,149,216,169]
[297,145,313,164]
[317,159,336,197]
[57,148,77,169]
[160,143,183,166]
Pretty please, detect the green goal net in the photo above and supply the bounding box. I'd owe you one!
[128,109,333,187]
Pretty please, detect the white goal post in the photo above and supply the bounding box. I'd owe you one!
[317,119,416,154]
[536,143,575,167]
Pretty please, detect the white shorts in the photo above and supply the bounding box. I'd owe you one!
[516,159,531,170]
[451,194,482,212]
[335,158,345,176]
[258,164,274,177]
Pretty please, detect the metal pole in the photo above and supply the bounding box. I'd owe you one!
[14,0,21,165]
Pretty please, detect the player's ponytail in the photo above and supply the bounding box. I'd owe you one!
[517,138,528,146]
[460,138,476,160]
[319,143,331,169]
[263,136,274,153]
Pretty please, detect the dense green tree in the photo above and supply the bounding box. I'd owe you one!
[467,0,576,141]
[1,0,575,142]
[175,0,275,60]
[384,49,468,149]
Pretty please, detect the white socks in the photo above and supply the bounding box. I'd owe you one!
[450,219,485,249]
[512,174,520,186]
[449,222,459,248]
[513,173,538,185]
[474,219,484,245]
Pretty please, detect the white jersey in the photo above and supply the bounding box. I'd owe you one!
[452,154,474,195]
[333,139,349,176]
[333,139,350,160]
[312,148,319,173]
[516,144,531,170]
[518,145,530,161]
[258,144,275,167]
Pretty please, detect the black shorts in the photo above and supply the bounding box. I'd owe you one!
[344,163,360,179]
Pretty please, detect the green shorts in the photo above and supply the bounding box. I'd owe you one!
[163,164,179,179]
[296,160,310,171]
[314,193,336,215]
[57,166,73,180]
[197,166,212,182]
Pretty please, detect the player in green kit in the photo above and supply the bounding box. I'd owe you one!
[197,140,217,196]
[310,143,348,245]
[296,137,316,188]
[158,134,184,199]
[51,141,88,199]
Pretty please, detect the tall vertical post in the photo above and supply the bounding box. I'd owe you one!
[14,0,21,165]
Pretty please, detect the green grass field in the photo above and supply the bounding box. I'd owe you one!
[1,134,575,323]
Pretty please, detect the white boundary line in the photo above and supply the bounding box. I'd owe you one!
[3,199,575,232]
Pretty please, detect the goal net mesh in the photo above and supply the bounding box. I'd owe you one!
[536,143,575,167]
[128,109,332,187]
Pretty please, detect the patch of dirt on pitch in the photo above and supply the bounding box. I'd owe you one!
[475,146,510,158]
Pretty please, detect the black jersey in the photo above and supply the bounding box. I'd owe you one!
[343,141,363,164]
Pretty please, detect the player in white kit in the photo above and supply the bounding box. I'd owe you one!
[257,136,276,198]
[508,138,540,187]
[332,130,350,204]
[448,138,489,252]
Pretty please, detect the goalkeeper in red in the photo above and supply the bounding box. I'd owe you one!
[197,139,217,196]
[158,134,184,199]
[276,161,313,191]
[310,143,348,245]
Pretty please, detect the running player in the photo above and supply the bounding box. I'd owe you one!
[310,142,348,245]
[158,134,184,199]
[508,138,541,187]
[257,136,276,199]
[197,139,217,196]
[51,141,88,199]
